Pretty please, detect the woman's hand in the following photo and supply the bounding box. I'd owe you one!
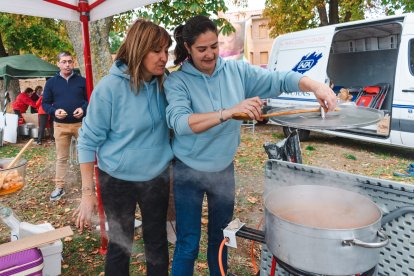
[299,76,337,112]
[226,96,263,121]
[73,194,97,232]
[313,83,337,112]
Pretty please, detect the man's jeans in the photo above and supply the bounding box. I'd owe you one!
[99,168,170,276]
[53,122,81,188]
[171,160,235,276]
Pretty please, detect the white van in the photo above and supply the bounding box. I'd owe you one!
[267,13,414,149]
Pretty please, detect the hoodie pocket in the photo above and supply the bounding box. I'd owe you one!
[188,130,239,160]
[111,146,171,178]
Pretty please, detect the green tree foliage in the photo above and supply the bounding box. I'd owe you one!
[136,0,239,35]
[380,0,414,14]
[0,13,72,60]
[109,31,123,54]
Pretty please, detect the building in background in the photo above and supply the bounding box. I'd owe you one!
[219,10,273,68]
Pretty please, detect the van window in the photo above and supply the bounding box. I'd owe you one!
[410,39,414,76]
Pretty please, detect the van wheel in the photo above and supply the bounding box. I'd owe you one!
[255,118,269,125]
[282,127,310,141]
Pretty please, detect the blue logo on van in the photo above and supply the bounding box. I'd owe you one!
[292,52,323,74]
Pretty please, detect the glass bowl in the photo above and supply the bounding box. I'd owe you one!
[0,158,27,196]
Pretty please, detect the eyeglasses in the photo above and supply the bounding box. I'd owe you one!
[60,60,74,65]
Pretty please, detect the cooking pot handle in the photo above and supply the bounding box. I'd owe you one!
[342,229,389,248]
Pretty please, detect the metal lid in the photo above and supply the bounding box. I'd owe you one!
[269,104,384,130]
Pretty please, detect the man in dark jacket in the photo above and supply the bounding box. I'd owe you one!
[42,51,88,201]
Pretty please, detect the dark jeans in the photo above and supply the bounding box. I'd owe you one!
[38,114,54,142]
[171,160,235,276]
[99,168,170,276]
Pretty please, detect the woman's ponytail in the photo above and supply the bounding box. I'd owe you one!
[174,25,188,65]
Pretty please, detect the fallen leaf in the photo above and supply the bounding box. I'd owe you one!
[64,237,73,242]
[197,262,208,269]
[247,196,258,204]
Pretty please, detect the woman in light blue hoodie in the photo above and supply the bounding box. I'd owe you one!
[165,15,337,276]
[73,20,173,276]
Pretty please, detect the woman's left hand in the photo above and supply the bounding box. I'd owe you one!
[72,194,97,232]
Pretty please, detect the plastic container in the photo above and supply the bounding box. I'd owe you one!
[0,158,27,195]
[19,222,63,276]
[0,206,20,241]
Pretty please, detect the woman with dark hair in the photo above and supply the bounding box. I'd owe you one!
[165,15,337,275]
[30,85,42,113]
[12,87,36,118]
[74,19,173,276]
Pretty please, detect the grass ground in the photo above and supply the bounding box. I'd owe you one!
[0,124,413,275]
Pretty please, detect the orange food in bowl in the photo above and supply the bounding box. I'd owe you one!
[0,170,25,195]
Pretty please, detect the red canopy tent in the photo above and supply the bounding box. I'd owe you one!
[0,0,160,253]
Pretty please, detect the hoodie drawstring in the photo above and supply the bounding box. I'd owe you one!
[144,81,164,133]
[202,75,218,111]
[143,82,155,132]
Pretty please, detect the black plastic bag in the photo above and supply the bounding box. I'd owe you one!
[263,131,302,163]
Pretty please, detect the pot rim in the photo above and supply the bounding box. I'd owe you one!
[264,185,382,231]
[265,208,382,233]
[0,158,28,171]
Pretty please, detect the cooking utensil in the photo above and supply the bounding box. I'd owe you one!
[0,139,33,190]
[232,107,333,121]
[264,185,388,275]
[269,104,383,129]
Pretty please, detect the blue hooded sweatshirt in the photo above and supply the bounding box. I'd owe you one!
[165,57,303,172]
[77,61,173,181]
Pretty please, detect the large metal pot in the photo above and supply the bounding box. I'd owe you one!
[18,123,35,136]
[30,128,39,139]
[265,185,388,275]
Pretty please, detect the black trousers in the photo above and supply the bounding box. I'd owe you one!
[38,114,54,142]
[99,168,170,276]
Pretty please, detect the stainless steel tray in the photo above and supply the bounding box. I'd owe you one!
[269,104,384,130]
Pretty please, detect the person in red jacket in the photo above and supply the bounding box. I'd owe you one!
[12,87,36,118]
[35,87,54,145]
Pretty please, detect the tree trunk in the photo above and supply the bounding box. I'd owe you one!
[316,0,329,26]
[63,17,113,87]
[0,33,7,57]
[328,0,339,24]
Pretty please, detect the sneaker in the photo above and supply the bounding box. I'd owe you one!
[50,188,65,201]
[37,141,42,145]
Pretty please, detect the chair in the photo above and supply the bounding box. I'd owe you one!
[241,120,255,134]
[355,83,389,109]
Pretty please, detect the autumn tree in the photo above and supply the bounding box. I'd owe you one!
[0,13,72,101]
[263,0,370,37]
[264,0,414,38]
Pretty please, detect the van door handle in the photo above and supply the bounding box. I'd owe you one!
[402,89,414,92]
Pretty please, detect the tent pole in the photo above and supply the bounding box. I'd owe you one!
[79,1,94,99]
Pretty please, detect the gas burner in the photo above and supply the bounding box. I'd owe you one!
[273,256,376,276]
